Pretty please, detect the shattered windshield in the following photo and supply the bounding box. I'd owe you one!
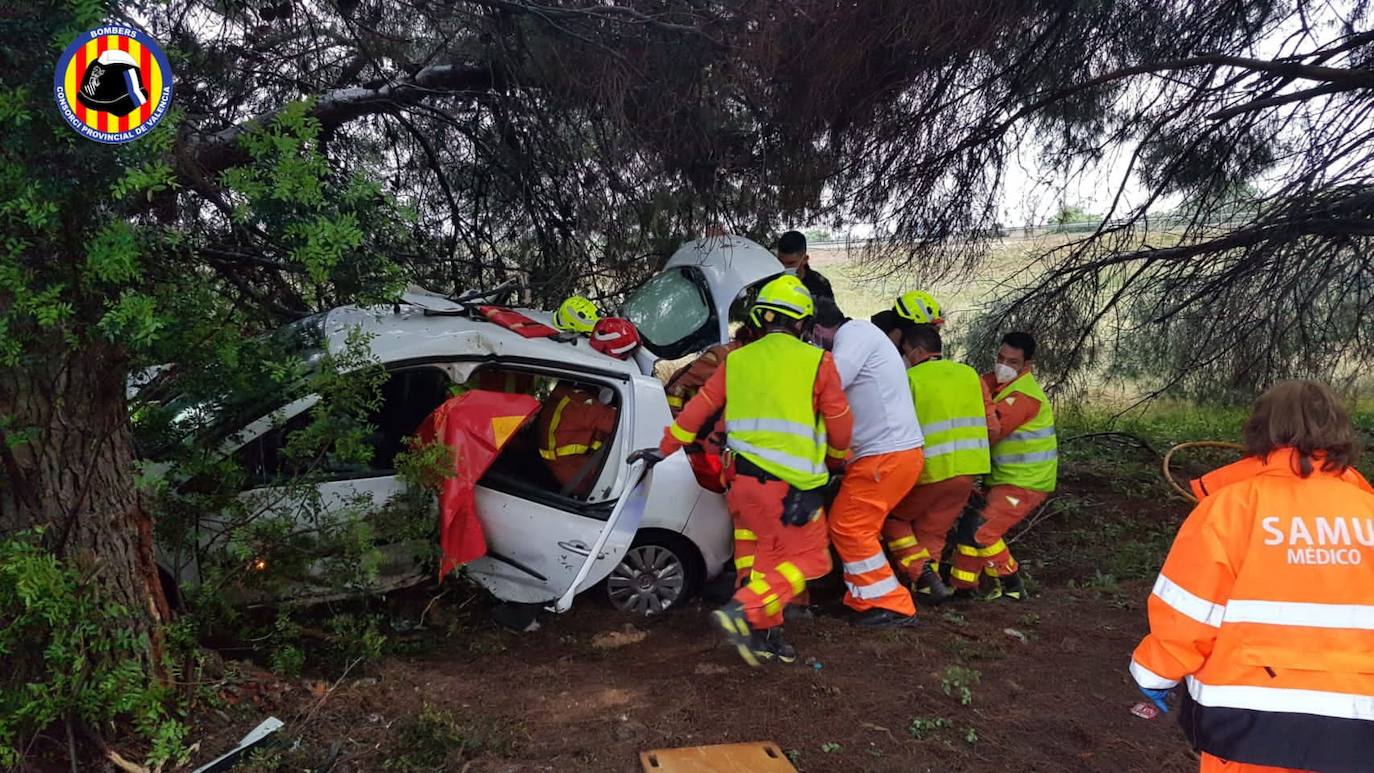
[621,267,718,359]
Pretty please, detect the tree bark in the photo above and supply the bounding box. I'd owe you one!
[0,342,169,666]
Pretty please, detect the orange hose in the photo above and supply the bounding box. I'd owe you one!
[1162,441,1244,503]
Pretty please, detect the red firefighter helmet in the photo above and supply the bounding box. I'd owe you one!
[590,317,641,359]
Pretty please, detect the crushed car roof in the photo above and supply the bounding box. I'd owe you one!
[323,304,645,377]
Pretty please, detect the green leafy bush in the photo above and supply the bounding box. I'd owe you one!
[0,531,187,768]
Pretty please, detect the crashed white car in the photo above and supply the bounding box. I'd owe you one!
[162,236,785,616]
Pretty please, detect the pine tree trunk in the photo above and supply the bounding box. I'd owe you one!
[0,342,169,666]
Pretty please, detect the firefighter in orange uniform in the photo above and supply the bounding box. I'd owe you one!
[664,325,760,584]
[650,276,852,665]
[1130,380,1374,773]
[535,318,641,497]
[950,331,1055,602]
[883,322,999,603]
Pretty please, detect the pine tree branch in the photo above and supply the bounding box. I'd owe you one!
[180,62,501,176]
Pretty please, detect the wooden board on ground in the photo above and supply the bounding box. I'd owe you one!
[640,742,797,772]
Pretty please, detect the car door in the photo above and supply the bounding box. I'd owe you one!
[462,363,642,605]
[215,365,453,594]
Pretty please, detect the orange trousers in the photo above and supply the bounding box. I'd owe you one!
[950,484,1046,588]
[728,476,831,630]
[731,525,810,605]
[882,475,975,581]
[1200,753,1309,773]
[828,448,923,614]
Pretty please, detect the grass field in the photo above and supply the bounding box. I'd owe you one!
[809,233,1065,328]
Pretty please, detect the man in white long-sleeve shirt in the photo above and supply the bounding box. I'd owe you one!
[810,296,926,626]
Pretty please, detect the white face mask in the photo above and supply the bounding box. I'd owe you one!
[994,363,1018,384]
[781,267,799,277]
[807,325,835,351]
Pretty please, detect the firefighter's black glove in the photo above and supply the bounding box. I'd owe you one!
[626,448,665,468]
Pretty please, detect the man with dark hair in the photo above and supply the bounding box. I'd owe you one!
[809,295,925,626]
[883,322,998,604]
[950,331,1057,602]
[870,309,905,348]
[776,230,835,302]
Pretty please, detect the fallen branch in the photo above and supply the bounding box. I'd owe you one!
[106,749,152,773]
[1006,497,1064,545]
[1061,431,1160,458]
[299,656,364,729]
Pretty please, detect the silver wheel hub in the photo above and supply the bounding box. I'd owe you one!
[606,544,686,616]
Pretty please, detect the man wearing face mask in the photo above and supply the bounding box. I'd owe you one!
[776,230,835,303]
[810,296,926,626]
[949,331,1057,601]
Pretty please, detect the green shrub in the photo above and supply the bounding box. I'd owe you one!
[0,531,187,768]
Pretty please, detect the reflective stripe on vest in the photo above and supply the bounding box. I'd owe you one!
[986,371,1057,492]
[723,333,829,490]
[539,394,605,460]
[907,359,991,484]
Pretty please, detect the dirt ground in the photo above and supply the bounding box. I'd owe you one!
[148,435,1211,773]
[179,579,1196,773]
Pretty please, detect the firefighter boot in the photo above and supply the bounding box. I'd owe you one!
[711,600,761,667]
[916,564,955,605]
[999,571,1029,602]
[754,627,799,664]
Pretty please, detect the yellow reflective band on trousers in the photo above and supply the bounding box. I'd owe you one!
[986,371,1058,492]
[735,555,755,570]
[979,539,1008,557]
[907,359,991,484]
[951,567,980,583]
[734,529,758,542]
[667,395,685,409]
[723,333,829,490]
[957,544,980,557]
[900,549,931,566]
[887,535,919,550]
[747,577,783,616]
[763,593,781,617]
[539,395,605,460]
[776,561,806,595]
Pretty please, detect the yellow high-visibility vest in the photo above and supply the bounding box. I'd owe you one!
[724,333,828,490]
[907,358,990,484]
[986,371,1057,492]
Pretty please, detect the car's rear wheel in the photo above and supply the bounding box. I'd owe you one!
[603,531,702,616]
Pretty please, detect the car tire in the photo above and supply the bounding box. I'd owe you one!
[601,530,704,617]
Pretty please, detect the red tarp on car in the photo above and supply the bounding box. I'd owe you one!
[415,390,541,576]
